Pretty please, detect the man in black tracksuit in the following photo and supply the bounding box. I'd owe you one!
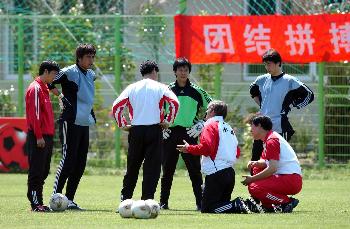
[160,57,212,210]
[48,44,97,210]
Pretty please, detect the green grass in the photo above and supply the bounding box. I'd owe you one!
[0,169,349,229]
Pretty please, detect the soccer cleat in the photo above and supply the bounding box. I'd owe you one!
[282,197,299,213]
[196,204,201,211]
[244,198,265,213]
[159,203,169,210]
[271,204,283,213]
[232,197,252,214]
[42,205,52,212]
[32,205,50,212]
[238,197,252,214]
[67,200,84,211]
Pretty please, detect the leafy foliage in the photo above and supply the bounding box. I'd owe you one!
[137,3,167,63]
[0,86,16,117]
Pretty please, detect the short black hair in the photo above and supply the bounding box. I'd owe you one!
[250,115,273,131]
[173,57,191,73]
[262,48,282,67]
[39,60,60,75]
[208,100,228,119]
[76,43,96,63]
[139,60,159,76]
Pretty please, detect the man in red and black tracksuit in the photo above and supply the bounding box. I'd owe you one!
[177,100,250,214]
[25,60,60,212]
[112,60,179,203]
[242,115,302,213]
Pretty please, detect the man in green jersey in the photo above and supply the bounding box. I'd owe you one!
[160,57,212,211]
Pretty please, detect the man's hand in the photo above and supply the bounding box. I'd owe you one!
[247,161,257,170]
[176,140,189,153]
[122,125,132,132]
[160,121,170,130]
[58,93,72,110]
[248,160,267,170]
[186,120,204,138]
[37,138,45,148]
[163,129,171,139]
[241,175,254,186]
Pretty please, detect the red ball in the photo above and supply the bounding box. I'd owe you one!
[0,124,28,172]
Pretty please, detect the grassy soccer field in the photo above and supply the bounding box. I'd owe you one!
[0,168,349,229]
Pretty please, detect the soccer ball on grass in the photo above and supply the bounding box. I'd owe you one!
[49,193,69,211]
[144,199,160,218]
[118,199,134,218]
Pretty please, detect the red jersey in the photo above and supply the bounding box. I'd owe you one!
[25,77,55,139]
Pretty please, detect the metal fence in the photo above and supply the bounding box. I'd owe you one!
[0,0,349,167]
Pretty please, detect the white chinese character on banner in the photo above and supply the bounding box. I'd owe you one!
[244,24,271,55]
[329,22,350,54]
[203,24,234,54]
[285,23,315,55]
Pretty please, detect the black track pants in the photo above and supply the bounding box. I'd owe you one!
[27,131,53,208]
[52,121,89,201]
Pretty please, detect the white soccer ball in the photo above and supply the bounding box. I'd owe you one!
[145,199,160,218]
[49,193,68,211]
[118,199,134,218]
[131,200,151,219]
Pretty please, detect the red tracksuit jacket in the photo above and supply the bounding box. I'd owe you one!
[25,77,55,139]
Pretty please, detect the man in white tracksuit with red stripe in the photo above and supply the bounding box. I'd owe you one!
[177,100,250,214]
[112,60,179,202]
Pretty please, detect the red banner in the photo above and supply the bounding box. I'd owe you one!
[174,14,350,64]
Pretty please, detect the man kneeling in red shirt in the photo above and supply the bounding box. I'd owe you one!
[242,115,302,213]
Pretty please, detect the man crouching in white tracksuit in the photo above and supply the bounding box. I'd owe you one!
[176,100,250,214]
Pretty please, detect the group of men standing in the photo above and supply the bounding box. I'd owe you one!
[25,44,314,214]
[26,44,97,211]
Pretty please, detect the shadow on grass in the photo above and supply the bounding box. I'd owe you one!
[159,209,199,215]
[82,209,115,213]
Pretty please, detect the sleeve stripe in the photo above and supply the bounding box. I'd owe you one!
[162,96,179,123]
[54,70,65,81]
[112,98,129,127]
[297,86,313,108]
[34,85,40,120]
[158,97,166,122]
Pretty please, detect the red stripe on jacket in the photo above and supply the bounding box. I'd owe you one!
[112,98,129,127]
[161,95,179,123]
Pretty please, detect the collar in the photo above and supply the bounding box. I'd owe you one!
[271,72,285,81]
[77,64,87,75]
[175,78,191,88]
[263,130,274,142]
[206,116,224,124]
[35,77,49,90]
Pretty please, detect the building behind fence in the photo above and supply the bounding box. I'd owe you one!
[0,0,349,167]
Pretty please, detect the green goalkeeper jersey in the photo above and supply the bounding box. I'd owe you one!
[167,79,212,128]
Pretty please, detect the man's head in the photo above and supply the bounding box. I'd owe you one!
[173,57,191,84]
[249,115,273,140]
[38,60,60,84]
[139,60,159,80]
[76,43,96,70]
[262,49,282,76]
[206,100,228,120]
